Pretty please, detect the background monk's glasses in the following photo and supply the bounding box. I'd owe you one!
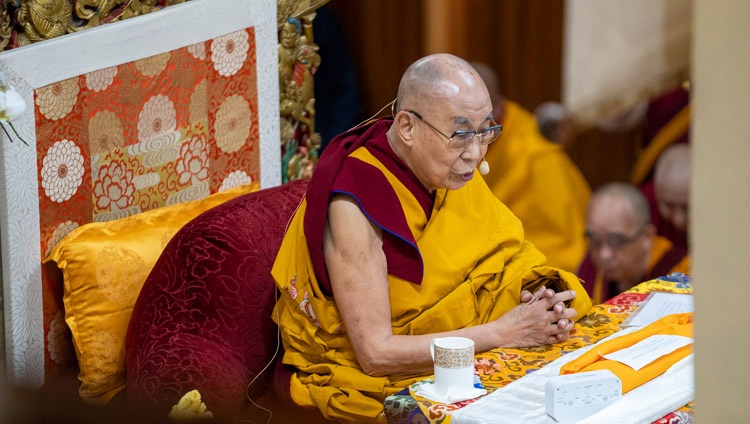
[585,226,647,252]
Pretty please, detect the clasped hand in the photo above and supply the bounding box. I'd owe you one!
[500,286,578,347]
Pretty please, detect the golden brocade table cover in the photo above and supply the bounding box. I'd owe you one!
[383,273,694,424]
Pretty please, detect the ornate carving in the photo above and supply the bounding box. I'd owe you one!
[277,0,328,29]
[277,0,328,182]
[0,0,187,49]
[0,4,11,51]
[16,0,72,45]
[68,0,128,33]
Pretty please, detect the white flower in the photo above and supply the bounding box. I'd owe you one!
[175,137,208,185]
[41,139,85,203]
[36,78,79,121]
[0,88,26,121]
[176,135,209,186]
[210,30,249,77]
[85,67,118,92]
[219,170,252,191]
[187,41,206,60]
[0,72,29,145]
[138,94,177,143]
[93,160,135,211]
[46,221,79,257]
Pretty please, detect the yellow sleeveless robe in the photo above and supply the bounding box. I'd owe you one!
[483,101,591,272]
[272,146,592,422]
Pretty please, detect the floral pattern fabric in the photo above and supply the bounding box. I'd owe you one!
[384,274,694,424]
[37,28,260,376]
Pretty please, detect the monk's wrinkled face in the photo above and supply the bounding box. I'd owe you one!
[408,82,494,192]
[585,195,652,283]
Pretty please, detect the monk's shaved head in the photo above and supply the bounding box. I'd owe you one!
[653,143,690,232]
[654,144,690,193]
[396,54,486,112]
[589,182,652,228]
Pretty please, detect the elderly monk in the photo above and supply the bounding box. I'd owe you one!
[471,62,591,272]
[272,54,593,422]
[577,182,689,304]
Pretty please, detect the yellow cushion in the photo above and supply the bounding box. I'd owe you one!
[44,182,259,404]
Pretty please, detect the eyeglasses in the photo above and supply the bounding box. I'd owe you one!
[585,227,646,251]
[406,110,502,149]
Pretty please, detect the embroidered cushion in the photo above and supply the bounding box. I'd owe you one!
[44,183,259,404]
[125,179,308,420]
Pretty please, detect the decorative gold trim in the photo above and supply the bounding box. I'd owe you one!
[277,0,328,182]
[1,0,187,49]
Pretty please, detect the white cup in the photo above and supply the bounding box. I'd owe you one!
[430,336,475,395]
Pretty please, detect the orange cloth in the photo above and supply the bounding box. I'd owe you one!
[483,101,591,272]
[559,312,693,393]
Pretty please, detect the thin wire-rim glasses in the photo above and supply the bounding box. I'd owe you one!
[406,110,502,149]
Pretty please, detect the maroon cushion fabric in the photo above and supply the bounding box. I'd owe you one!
[125,180,308,421]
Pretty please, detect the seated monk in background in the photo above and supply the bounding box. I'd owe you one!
[271,53,592,422]
[577,182,689,304]
[644,143,691,250]
[470,62,591,273]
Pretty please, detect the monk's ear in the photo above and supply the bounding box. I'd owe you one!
[394,110,416,147]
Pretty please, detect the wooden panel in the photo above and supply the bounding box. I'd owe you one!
[328,0,562,116]
[327,0,423,117]
[566,126,642,190]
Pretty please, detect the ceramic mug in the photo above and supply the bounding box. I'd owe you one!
[430,336,475,395]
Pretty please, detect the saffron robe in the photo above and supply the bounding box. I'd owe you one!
[630,86,691,187]
[271,118,593,422]
[482,100,591,272]
[577,235,690,304]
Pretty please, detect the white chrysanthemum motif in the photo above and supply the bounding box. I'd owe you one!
[176,135,209,186]
[210,30,249,77]
[5,146,39,210]
[215,94,251,153]
[41,140,85,203]
[135,52,171,78]
[8,211,42,280]
[85,67,117,92]
[13,264,44,377]
[36,78,79,121]
[89,110,124,156]
[187,41,206,60]
[93,160,135,211]
[219,170,252,191]
[47,311,73,365]
[137,94,177,144]
[46,221,79,257]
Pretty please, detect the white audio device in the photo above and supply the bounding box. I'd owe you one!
[545,369,622,422]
